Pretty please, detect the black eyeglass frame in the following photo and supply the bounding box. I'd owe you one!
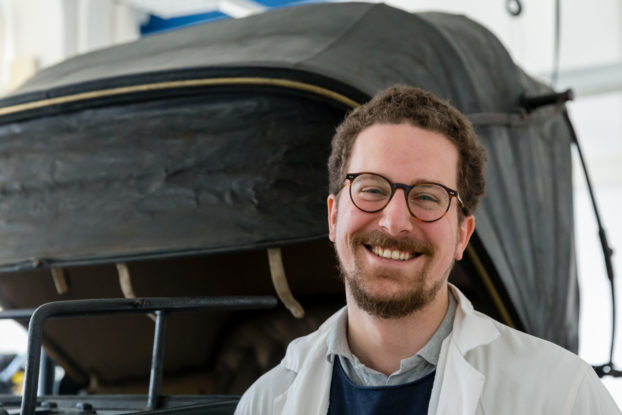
[344,172,465,223]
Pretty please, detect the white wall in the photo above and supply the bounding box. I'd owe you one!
[570,92,622,406]
[0,0,140,95]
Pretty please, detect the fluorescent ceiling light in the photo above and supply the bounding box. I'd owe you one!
[119,0,266,18]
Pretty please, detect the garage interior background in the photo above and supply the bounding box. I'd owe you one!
[0,0,621,407]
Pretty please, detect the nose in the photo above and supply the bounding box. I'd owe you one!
[378,188,414,235]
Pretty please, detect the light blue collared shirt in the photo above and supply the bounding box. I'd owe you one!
[325,292,457,386]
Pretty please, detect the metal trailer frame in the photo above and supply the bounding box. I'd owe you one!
[0,296,277,415]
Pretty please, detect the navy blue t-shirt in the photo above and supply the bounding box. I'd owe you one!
[328,357,435,414]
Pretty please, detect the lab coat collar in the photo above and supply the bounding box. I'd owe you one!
[276,286,501,415]
[428,284,500,415]
[448,284,500,354]
[277,308,343,414]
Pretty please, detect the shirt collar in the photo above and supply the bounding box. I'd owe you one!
[325,305,351,363]
[325,290,457,367]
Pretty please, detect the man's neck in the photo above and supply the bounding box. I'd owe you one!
[345,285,450,376]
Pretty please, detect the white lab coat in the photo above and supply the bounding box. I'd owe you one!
[236,285,620,414]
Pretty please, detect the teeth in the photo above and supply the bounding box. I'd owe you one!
[371,246,414,261]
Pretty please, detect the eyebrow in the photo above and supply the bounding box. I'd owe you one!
[396,177,451,187]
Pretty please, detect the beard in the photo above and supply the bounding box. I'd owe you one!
[337,230,453,319]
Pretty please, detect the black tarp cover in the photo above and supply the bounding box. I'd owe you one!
[0,3,577,352]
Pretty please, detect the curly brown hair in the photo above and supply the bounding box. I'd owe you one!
[328,85,487,216]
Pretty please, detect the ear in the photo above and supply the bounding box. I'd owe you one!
[455,215,475,260]
[327,193,338,242]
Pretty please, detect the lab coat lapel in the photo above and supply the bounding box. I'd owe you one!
[276,353,332,415]
[429,285,499,415]
[274,309,343,415]
[433,342,485,415]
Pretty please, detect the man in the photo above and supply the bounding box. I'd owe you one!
[235,85,620,414]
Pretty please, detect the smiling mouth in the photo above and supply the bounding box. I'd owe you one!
[367,245,422,261]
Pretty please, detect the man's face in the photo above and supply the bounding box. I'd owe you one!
[327,123,475,319]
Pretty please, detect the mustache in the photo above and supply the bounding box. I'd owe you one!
[351,231,434,255]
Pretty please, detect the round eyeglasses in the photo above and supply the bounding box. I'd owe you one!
[345,172,464,223]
